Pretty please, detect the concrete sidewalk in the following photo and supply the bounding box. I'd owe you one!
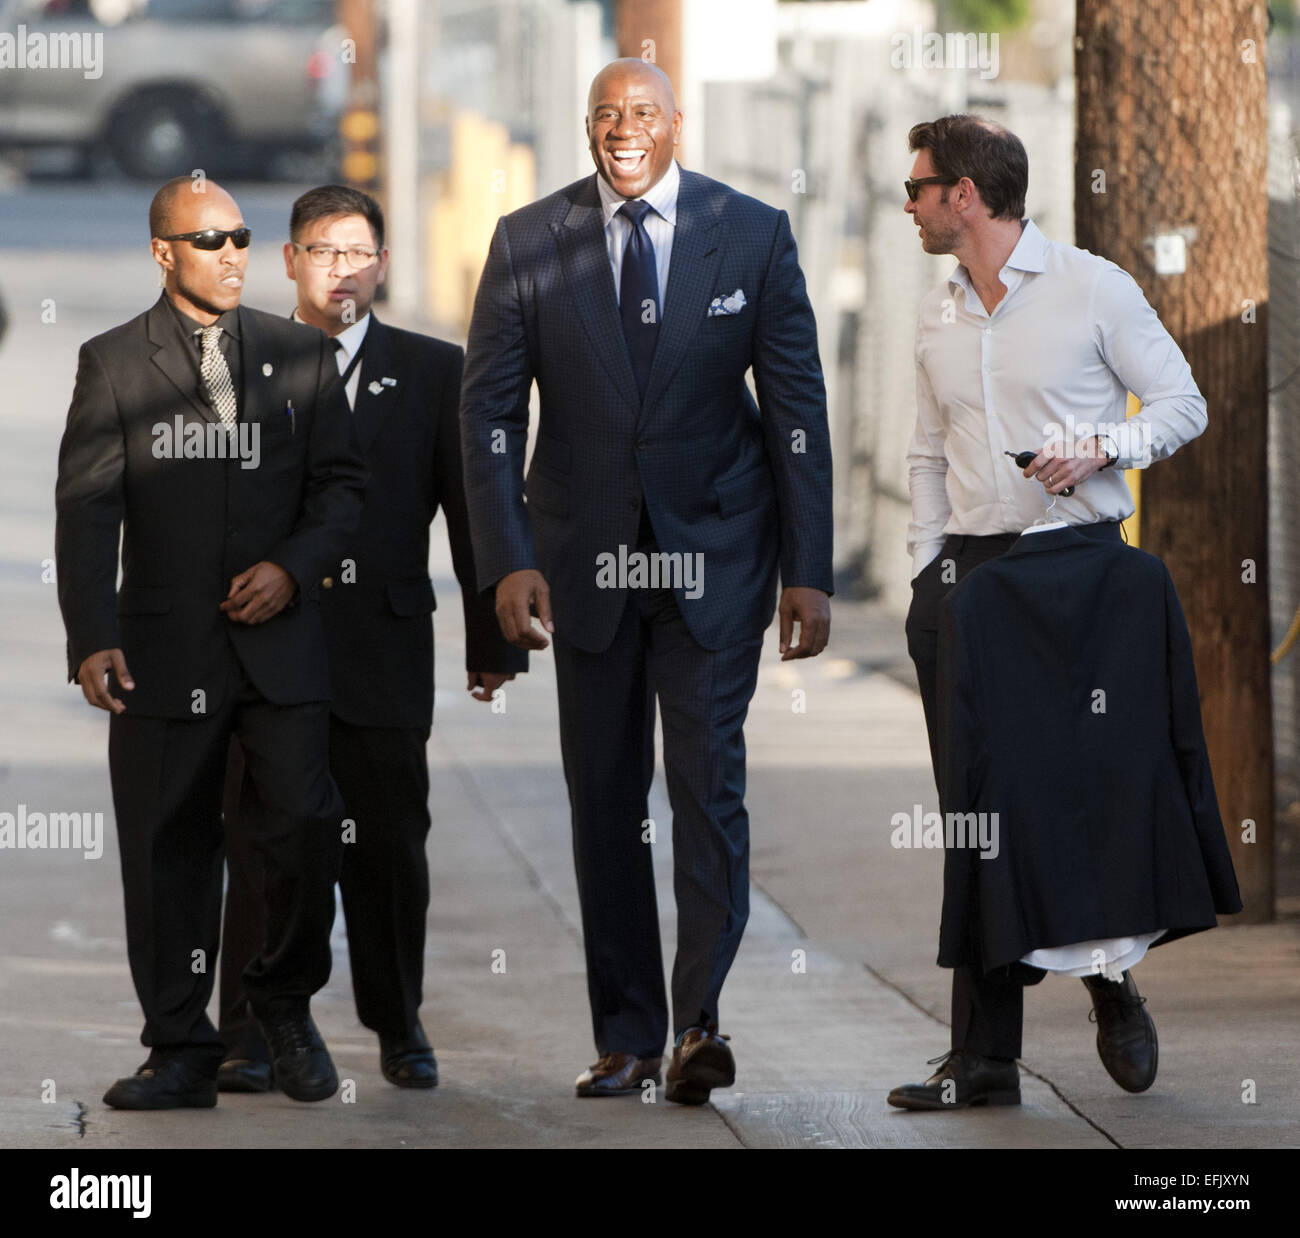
[3,559,1294,1148]
[4,232,1294,1151]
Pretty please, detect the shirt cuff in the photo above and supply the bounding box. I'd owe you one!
[1110,422,1153,470]
[911,542,946,581]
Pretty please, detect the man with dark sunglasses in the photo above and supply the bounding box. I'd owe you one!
[892,114,1223,1111]
[158,225,254,250]
[54,175,366,1109]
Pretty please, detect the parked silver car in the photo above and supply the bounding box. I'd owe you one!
[0,0,348,178]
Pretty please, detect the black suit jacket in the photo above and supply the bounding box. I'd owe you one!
[54,294,367,718]
[935,525,1242,973]
[460,167,834,654]
[319,314,526,729]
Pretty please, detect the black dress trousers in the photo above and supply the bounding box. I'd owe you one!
[110,648,343,1069]
[220,719,434,1051]
[905,522,1122,1057]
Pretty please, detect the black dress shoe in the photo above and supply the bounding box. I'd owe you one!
[575,1052,663,1097]
[379,1023,439,1089]
[216,1057,275,1093]
[1082,970,1158,1092]
[103,1059,218,1110]
[664,1025,734,1106]
[256,1008,338,1102]
[887,1049,1021,1110]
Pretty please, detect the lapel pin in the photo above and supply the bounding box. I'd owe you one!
[368,380,383,396]
[380,376,397,387]
[262,362,273,377]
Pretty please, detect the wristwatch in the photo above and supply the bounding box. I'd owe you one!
[1096,435,1119,471]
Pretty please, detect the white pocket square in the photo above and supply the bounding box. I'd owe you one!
[707,289,747,317]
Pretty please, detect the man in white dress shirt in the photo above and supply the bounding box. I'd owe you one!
[890,114,1207,1110]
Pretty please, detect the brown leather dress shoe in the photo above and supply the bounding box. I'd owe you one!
[575,1052,663,1097]
[664,1026,735,1105]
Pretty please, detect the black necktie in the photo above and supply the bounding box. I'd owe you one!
[618,199,660,400]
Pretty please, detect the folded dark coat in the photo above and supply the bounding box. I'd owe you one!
[934,524,1242,973]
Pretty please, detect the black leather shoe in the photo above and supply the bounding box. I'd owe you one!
[216,1057,275,1093]
[379,1023,439,1089]
[887,1049,1021,1110]
[103,1059,218,1110]
[1083,970,1158,1092]
[575,1052,663,1097]
[664,1025,735,1106]
[256,1009,338,1102]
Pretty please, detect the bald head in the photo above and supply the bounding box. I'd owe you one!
[586,58,682,199]
[149,176,238,239]
[148,176,246,325]
[587,58,676,116]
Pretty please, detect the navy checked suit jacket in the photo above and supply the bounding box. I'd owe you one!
[460,166,834,653]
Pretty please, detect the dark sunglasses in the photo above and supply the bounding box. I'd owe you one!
[159,227,252,250]
[904,176,957,202]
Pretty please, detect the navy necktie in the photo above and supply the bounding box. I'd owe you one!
[618,199,660,400]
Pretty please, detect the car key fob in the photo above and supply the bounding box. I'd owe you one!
[1006,450,1074,497]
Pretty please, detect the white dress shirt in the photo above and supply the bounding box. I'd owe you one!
[1023,930,1166,980]
[293,308,371,411]
[906,219,1207,578]
[596,157,679,312]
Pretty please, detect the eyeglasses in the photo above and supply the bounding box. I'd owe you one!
[904,176,957,202]
[159,227,252,250]
[292,242,380,270]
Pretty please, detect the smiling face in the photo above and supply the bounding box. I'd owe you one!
[585,60,682,199]
[151,182,247,322]
[283,212,387,335]
[904,148,961,255]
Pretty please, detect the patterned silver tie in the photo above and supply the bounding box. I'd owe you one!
[196,324,238,427]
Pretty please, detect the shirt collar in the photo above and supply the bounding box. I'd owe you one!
[948,218,1046,297]
[292,308,371,361]
[167,295,241,340]
[596,157,680,230]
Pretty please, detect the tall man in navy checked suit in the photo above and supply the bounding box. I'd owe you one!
[461,60,834,1104]
[54,177,366,1108]
[216,185,527,1094]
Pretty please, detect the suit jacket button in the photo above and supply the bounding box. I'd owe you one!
[322,577,334,589]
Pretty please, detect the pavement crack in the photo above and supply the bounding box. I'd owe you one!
[861,959,949,1028]
[862,960,1123,1146]
[749,875,807,938]
[1013,1061,1123,1148]
[708,1101,751,1147]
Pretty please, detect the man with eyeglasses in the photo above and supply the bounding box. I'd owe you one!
[54,176,367,1109]
[892,115,1222,1111]
[215,185,526,1095]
